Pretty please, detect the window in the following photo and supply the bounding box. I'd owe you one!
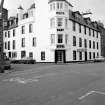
[97,53,99,57]
[29,52,33,58]
[8,41,10,50]
[73,21,76,31]
[13,29,15,37]
[89,52,91,59]
[57,18,63,27]
[13,40,15,50]
[8,52,11,58]
[12,52,17,58]
[8,31,10,38]
[93,52,95,59]
[58,34,63,43]
[21,51,26,58]
[84,26,86,34]
[97,32,98,38]
[65,3,68,10]
[84,39,87,48]
[60,3,63,9]
[41,51,45,60]
[93,30,95,37]
[50,18,55,28]
[29,24,33,33]
[33,37,36,47]
[65,34,68,44]
[51,34,55,44]
[22,38,25,47]
[73,51,76,60]
[65,18,68,28]
[73,36,76,46]
[57,2,60,9]
[53,3,55,10]
[97,42,99,49]
[93,41,95,49]
[79,38,82,47]
[5,32,7,37]
[50,4,52,10]
[89,28,91,36]
[89,40,91,48]
[79,24,81,33]
[5,42,7,49]
[22,26,25,34]
[79,52,82,60]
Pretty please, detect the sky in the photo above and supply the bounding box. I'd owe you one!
[2,0,105,26]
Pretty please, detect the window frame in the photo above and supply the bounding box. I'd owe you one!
[41,51,45,60]
[58,34,63,43]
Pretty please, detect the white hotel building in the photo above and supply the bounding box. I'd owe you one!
[3,0,101,63]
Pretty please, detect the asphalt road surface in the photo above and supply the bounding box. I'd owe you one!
[0,62,105,105]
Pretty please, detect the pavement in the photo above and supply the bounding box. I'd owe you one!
[0,62,105,105]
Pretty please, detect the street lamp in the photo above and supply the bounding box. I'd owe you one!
[0,0,4,72]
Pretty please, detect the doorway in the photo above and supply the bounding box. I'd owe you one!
[85,51,87,61]
[55,50,65,63]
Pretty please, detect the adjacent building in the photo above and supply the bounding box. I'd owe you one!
[3,0,102,63]
[0,8,8,59]
[98,22,105,58]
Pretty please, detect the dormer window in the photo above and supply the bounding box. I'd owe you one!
[53,3,55,10]
[57,2,60,9]
[72,21,76,31]
[60,3,63,9]
[23,13,28,19]
[50,4,52,10]
[57,2,63,10]
[29,24,33,33]
[22,26,25,34]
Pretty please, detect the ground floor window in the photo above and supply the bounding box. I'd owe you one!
[89,52,91,59]
[97,53,99,57]
[79,52,82,60]
[93,52,95,59]
[12,52,17,58]
[8,52,11,58]
[29,52,33,59]
[41,51,45,60]
[73,51,76,60]
[21,51,26,58]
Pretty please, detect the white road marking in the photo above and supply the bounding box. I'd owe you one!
[3,77,39,84]
[3,73,57,84]
[94,91,105,95]
[79,91,95,100]
[78,90,105,100]
[13,70,41,76]
[32,73,57,79]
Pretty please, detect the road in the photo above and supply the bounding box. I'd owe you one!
[0,63,105,105]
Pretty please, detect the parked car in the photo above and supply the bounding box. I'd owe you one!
[11,57,36,64]
[94,56,105,62]
[0,57,11,72]
[3,57,11,70]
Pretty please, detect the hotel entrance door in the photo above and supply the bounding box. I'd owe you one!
[55,50,65,63]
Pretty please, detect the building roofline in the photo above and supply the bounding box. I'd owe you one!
[48,0,73,7]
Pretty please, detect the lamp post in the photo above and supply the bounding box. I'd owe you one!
[0,0,4,72]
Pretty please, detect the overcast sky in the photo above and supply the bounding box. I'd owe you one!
[3,0,105,25]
